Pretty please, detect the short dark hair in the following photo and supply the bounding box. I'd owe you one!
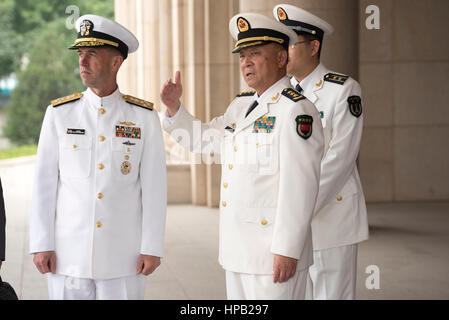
[106,46,125,60]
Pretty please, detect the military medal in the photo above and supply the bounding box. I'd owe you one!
[296,115,313,140]
[121,161,131,175]
[116,125,141,139]
[253,116,276,133]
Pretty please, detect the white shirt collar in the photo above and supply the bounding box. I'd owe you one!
[254,76,289,103]
[84,86,122,109]
[291,63,322,93]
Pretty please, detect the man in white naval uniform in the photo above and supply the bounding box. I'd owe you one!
[161,13,324,300]
[274,4,369,299]
[29,15,167,300]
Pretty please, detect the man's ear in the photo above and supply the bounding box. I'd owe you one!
[278,48,288,68]
[310,40,321,58]
[112,55,124,72]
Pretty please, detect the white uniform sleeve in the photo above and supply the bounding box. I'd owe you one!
[314,80,363,213]
[271,102,324,259]
[29,106,59,254]
[140,111,167,257]
[163,104,227,155]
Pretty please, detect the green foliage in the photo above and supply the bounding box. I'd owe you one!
[11,0,114,34]
[2,0,115,145]
[4,19,85,145]
[0,144,37,160]
[0,0,24,78]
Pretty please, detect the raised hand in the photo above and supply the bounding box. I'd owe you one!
[161,70,183,117]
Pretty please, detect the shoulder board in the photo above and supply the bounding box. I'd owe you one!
[236,91,256,97]
[51,93,83,107]
[123,95,154,111]
[281,88,306,102]
[324,73,349,85]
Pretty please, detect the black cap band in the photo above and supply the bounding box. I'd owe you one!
[68,30,129,59]
[282,20,324,41]
[233,28,290,53]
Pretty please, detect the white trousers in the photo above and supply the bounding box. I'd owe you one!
[306,244,358,300]
[47,273,146,300]
[226,269,308,300]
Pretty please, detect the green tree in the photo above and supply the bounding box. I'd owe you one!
[3,0,114,145]
[0,0,24,78]
[3,19,84,145]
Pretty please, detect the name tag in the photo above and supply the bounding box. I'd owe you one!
[225,126,235,133]
[67,128,85,135]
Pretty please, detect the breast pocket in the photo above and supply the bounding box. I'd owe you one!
[255,134,278,175]
[111,138,143,182]
[59,135,92,178]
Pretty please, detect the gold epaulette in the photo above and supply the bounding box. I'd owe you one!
[281,88,306,102]
[236,90,256,97]
[324,73,349,85]
[51,93,83,107]
[123,95,154,111]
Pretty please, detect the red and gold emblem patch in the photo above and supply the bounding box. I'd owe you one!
[277,7,288,21]
[237,17,250,32]
[296,115,313,140]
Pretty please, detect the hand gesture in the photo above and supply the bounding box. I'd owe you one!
[161,70,183,117]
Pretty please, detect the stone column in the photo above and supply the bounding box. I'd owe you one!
[115,0,240,206]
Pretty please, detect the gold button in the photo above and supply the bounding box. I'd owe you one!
[127,148,131,153]
[98,164,104,170]
[234,146,238,152]
[337,196,343,201]
[73,144,77,149]
[99,108,106,115]
[261,219,268,226]
[99,136,105,142]
[222,201,227,207]
[256,142,259,147]
[125,155,130,160]
[228,164,233,170]
[97,193,103,199]
[96,221,102,228]
[223,182,228,189]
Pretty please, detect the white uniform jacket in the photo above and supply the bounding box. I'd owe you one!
[29,87,167,280]
[164,77,324,274]
[292,63,369,250]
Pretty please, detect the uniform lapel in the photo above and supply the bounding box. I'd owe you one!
[233,77,289,135]
[304,63,327,105]
[234,100,268,135]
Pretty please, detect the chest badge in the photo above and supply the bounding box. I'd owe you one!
[116,125,141,139]
[121,161,132,175]
[348,96,362,118]
[253,116,276,133]
[296,115,313,140]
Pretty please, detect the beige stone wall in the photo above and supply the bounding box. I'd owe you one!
[359,0,449,202]
[115,0,240,206]
[115,0,449,204]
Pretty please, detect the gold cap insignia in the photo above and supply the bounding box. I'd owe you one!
[277,7,288,21]
[80,20,93,37]
[237,17,250,33]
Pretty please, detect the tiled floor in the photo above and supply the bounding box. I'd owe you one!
[1,157,448,299]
